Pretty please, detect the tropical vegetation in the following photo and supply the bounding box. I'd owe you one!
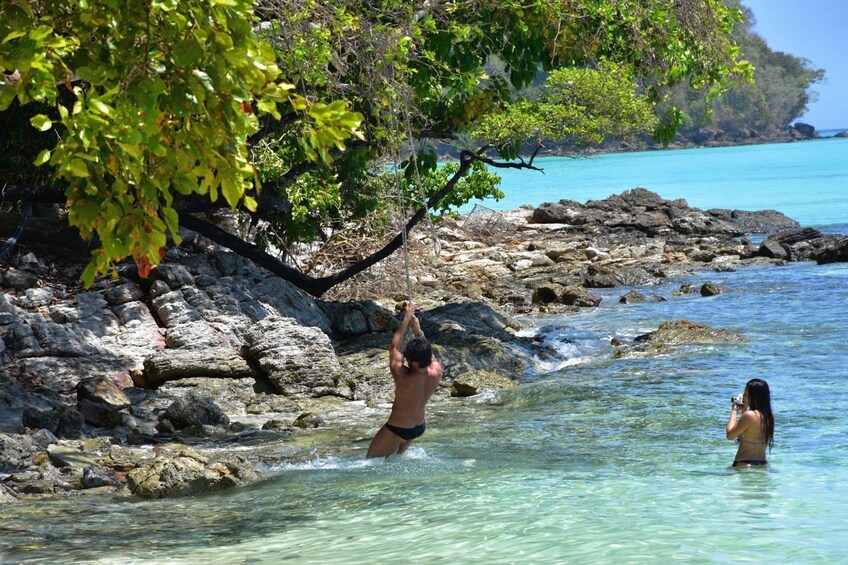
[0,0,810,297]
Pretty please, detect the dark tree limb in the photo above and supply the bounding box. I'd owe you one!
[180,150,479,297]
[2,149,542,297]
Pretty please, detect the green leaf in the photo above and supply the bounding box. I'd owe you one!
[33,149,51,166]
[69,158,90,178]
[162,206,180,234]
[90,98,112,116]
[29,26,54,42]
[192,69,215,92]
[2,31,28,43]
[221,176,241,207]
[30,114,52,131]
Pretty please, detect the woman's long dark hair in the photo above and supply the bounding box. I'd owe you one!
[745,378,775,451]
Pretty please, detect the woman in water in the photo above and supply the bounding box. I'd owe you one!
[726,378,774,467]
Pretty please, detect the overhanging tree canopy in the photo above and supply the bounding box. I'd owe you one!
[1,0,752,296]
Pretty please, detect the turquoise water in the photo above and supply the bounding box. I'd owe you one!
[466,137,848,230]
[3,142,848,564]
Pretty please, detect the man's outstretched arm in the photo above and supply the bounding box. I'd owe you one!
[389,302,415,373]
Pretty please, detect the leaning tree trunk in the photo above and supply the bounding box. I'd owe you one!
[2,151,494,297]
[180,152,475,297]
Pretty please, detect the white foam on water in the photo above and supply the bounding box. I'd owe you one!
[267,454,377,472]
[263,445,434,473]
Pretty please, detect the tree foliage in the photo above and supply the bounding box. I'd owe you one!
[0,0,362,284]
[471,63,659,158]
[2,0,751,295]
[660,0,824,134]
[244,0,751,266]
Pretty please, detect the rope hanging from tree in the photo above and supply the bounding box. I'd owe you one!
[392,148,413,300]
[404,112,440,258]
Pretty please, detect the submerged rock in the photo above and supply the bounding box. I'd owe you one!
[127,448,256,499]
[635,320,746,345]
[451,370,518,397]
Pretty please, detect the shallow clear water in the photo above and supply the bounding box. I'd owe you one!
[3,143,848,564]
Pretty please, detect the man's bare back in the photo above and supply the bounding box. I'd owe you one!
[366,303,442,458]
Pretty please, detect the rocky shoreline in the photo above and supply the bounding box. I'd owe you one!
[2,188,848,503]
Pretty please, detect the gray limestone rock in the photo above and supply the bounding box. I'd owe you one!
[243,317,345,397]
[138,349,254,388]
[0,433,34,471]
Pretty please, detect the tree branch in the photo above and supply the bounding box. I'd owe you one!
[179,151,476,298]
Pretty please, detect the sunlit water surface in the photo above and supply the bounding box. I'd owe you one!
[3,141,848,564]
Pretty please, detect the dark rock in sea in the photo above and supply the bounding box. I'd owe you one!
[706,209,799,234]
[292,412,324,429]
[530,188,799,239]
[813,236,848,264]
[619,289,666,304]
[261,419,292,432]
[160,392,230,430]
[700,283,723,297]
[757,239,788,260]
[634,320,746,345]
[792,122,817,139]
[620,289,648,304]
[760,228,842,262]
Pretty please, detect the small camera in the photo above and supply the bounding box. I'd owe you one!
[732,394,744,404]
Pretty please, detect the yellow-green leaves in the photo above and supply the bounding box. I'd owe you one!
[30,114,52,131]
[33,149,51,165]
[302,100,365,162]
[471,63,657,154]
[2,0,362,286]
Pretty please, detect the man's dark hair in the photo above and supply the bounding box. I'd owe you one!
[404,337,432,368]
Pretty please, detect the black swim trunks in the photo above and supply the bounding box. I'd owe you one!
[384,422,426,441]
[733,460,767,467]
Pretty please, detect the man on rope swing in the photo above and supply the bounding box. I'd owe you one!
[367,302,443,458]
